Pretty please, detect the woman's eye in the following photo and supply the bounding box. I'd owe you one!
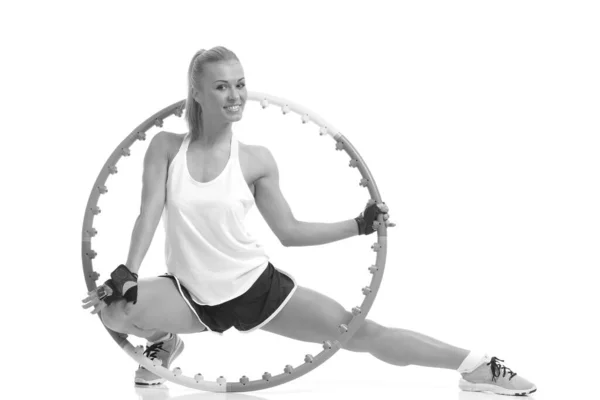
[237,83,246,89]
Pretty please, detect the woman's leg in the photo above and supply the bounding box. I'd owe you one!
[262,285,537,395]
[261,286,469,369]
[100,276,207,340]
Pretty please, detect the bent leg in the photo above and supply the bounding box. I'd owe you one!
[261,286,469,369]
[100,276,207,340]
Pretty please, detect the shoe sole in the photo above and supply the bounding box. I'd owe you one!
[459,379,537,396]
[134,337,185,386]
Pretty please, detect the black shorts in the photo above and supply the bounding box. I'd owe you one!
[161,262,296,334]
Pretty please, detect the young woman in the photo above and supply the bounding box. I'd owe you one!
[82,46,536,396]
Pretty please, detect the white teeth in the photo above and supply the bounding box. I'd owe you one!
[225,105,240,111]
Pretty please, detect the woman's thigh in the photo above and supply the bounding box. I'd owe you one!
[260,286,353,342]
[259,285,382,351]
[115,276,207,335]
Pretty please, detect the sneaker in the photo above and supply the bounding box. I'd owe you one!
[134,334,184,386]
[459,356,537,396]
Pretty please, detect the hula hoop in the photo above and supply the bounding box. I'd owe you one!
[81,91,388,392]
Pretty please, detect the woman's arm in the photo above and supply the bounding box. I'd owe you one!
[125,131,171,273]
[254,146,359,247]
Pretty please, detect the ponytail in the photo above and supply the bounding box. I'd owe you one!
[185,50,206,141]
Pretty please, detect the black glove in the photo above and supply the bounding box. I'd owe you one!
[355,202,385,235]
[100,264,138,305]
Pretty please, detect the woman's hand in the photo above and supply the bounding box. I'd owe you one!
[81,264,138,315]
[81,283,113,315]
[355,201,396,235]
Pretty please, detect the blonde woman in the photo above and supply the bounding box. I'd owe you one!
[83,46,536,396]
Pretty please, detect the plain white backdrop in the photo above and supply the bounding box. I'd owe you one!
[1,1,598,399]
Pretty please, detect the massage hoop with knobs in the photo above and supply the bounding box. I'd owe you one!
[81,91,388,393]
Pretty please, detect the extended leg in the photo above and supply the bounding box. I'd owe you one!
[261,286,468,369]
[357,326,470,369]
[100,276,207,339]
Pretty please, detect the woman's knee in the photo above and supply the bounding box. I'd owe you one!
[344,319,384,352]
[100,299,135,334]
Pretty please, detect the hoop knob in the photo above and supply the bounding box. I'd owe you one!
[284,365,294,374]
[262,372,272,381]
[240,375,250,385]
[359,178,369,187]
[194,373,204,381]
[174,107,183,117]
[352,306,362,316]
[87,250,97,260]
[108,165,118,174]
[282,105,291,114]
[371,243,382,252]
[152,358,163,367]
[86,228,98,237]
[172,367,182,377]
[323,340,333,350]
[301,114,310,124]
[136,132,146,141]
[134,345,144,355]
[349,159,359,168]
[90,206,101,215]
[121,148,131,157]
[372,221,381,230]
[338,324,349,333]
[319,126,328,136]
[154,118,164,127]
[335,142,344,151]
[304,354,314,363]
[97,185,108,194]
[260,99,269,108]
[217,376,227,385]
[369,265,379,274]
[90,271,100,281]
[362,286,372,295]
[367,199,377,206]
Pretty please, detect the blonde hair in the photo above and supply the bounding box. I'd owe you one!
[185,46,240,140]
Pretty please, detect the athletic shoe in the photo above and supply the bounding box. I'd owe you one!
[134,334,184,386]
[459,356,537,396]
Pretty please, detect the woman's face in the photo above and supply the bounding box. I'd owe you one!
[193,60,247,124]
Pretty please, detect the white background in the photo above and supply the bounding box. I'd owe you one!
[1,1,598,399]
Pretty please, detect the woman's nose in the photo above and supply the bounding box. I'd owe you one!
[228,88,240,101]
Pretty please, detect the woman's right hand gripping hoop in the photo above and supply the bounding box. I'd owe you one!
[81,264,138,315]
[81,282,114,315]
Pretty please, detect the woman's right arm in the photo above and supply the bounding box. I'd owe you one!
[125,131,171,274]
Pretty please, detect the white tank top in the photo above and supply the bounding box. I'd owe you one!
[163,132,270,305]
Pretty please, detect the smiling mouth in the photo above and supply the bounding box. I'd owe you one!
[224,105,241,112]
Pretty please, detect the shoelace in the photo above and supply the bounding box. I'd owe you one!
[143,341,166,360]
[488,357,517,382]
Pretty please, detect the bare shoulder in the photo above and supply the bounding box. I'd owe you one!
[239,142,277,177]
[150,131,185,161]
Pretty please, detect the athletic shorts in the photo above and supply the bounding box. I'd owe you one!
[160,262,296,334]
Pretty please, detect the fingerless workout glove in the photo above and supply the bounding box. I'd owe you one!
[101,264,138,305]
[355,202,382,235]
[111,264,138,303]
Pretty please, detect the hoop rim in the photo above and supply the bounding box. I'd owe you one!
[81,91,388,392]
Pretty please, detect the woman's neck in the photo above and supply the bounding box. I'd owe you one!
[193,121,233,148]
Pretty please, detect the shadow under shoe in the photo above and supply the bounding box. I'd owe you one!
[135,334,185,386]
[459,356,537,396]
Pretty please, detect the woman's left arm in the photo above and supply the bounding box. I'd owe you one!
[254,146,386,247]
